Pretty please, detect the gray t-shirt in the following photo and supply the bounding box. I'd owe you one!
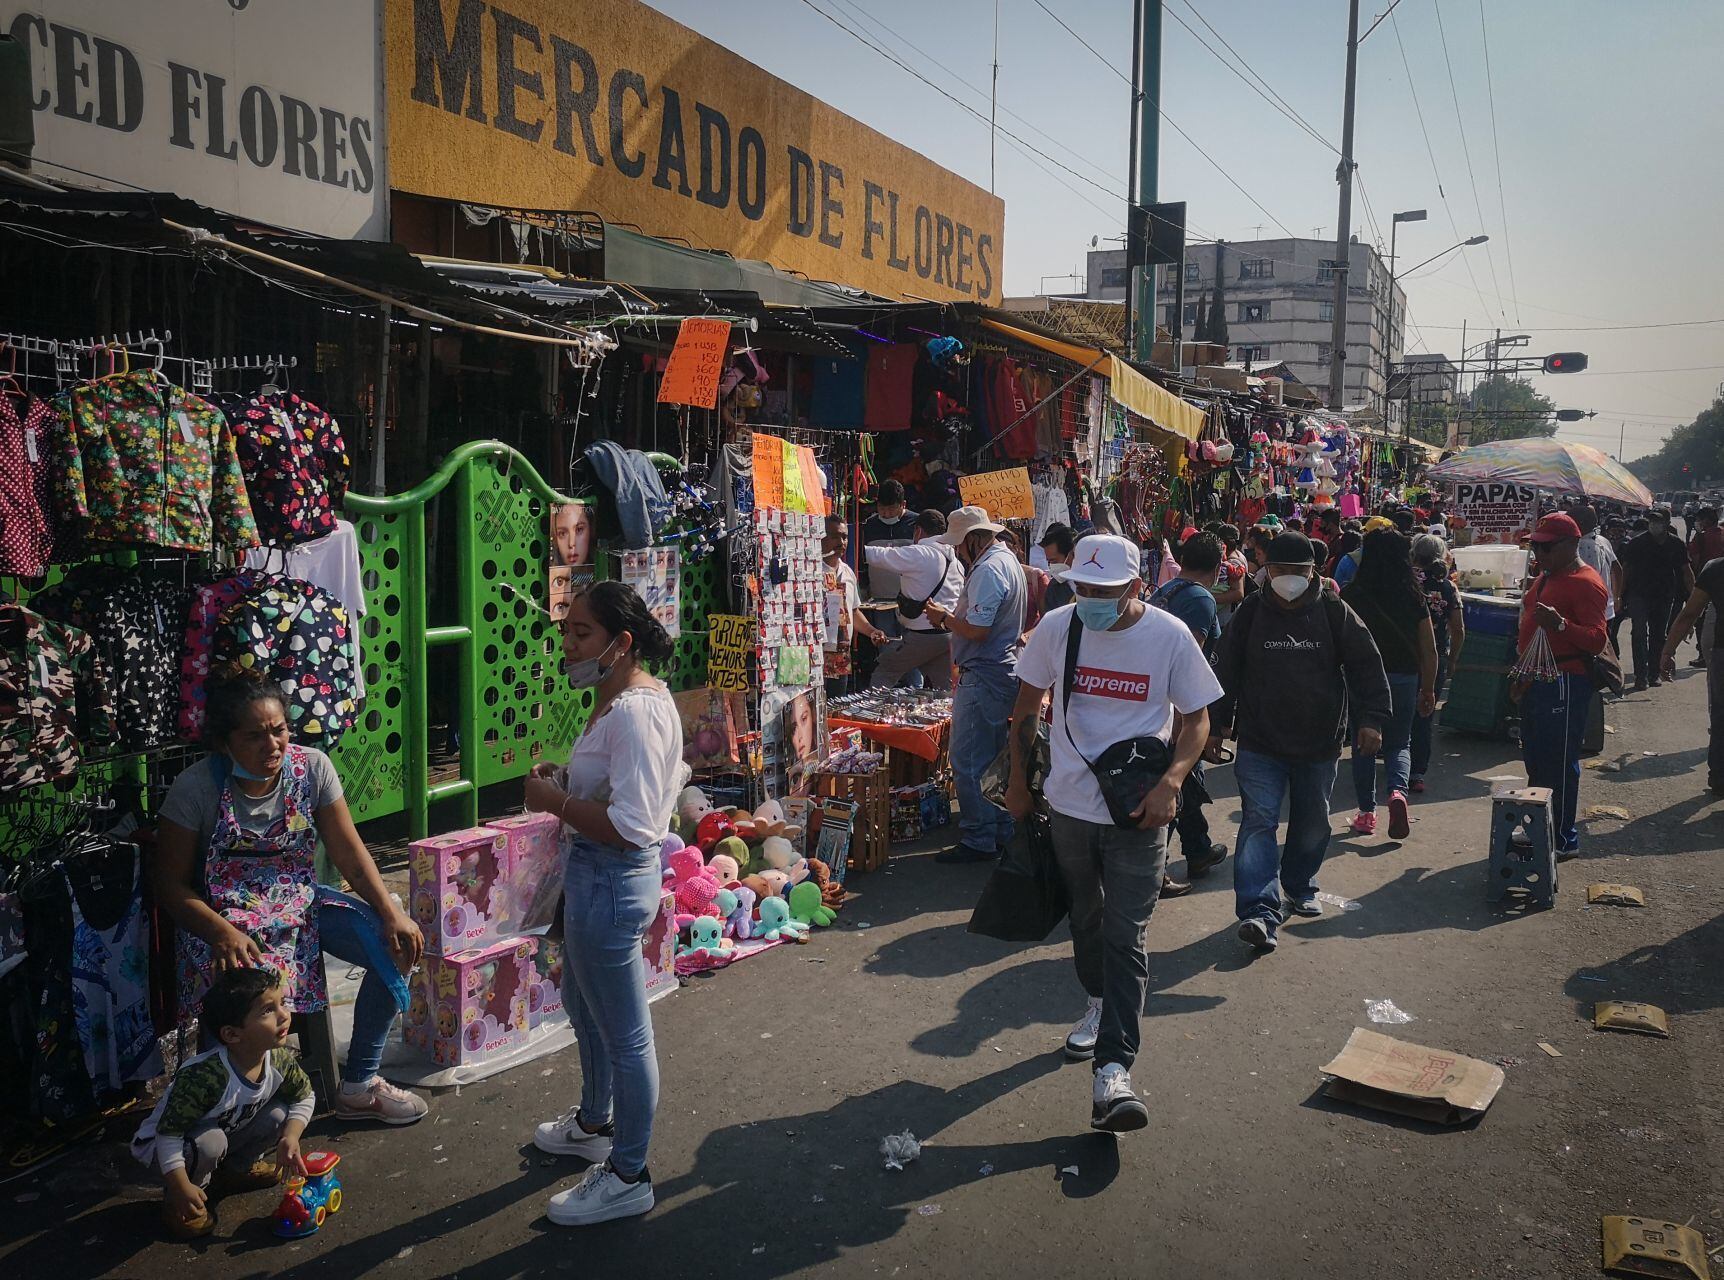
[160,747,344,853]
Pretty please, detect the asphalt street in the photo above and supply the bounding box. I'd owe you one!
[5,669,1721,1279]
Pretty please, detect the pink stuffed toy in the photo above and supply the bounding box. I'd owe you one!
[673,873,721,926]
[756,869,790,899]
[707,853,741,885]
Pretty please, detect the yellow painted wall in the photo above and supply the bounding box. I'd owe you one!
[387,0,1005,302]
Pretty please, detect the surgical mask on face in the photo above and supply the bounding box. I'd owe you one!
[1046,561,1071,581]
[229,758,275,782]
[1074,594,1125,631]
[1270,573,1311,602]
[562,637,621,688]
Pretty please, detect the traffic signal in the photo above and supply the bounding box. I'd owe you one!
[1543,352,1588,374]
[1554,409,1593,422]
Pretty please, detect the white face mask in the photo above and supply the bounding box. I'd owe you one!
[1046,562,1071,581]
[1270,573,1311,602]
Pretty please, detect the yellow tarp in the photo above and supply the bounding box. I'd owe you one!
[975,318,1205,442]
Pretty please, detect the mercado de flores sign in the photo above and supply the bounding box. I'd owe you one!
[388,0,1005,304]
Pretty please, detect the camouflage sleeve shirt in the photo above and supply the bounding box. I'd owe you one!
[131,1045,314,1174]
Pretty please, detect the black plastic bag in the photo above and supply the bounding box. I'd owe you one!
[967,807,1069,943]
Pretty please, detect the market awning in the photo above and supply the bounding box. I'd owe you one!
[602,225,888,309]
[976,316,1205,441]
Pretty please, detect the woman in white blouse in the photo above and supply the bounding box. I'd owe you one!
[522,581,684,1227]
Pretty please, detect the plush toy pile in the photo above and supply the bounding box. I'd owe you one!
[667,786,847,965]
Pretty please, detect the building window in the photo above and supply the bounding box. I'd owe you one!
[1184,302,1198,325]
[1239,258,1273,280]
[1317,259,1345,284]
[1319,300,1335,322]
[1240,302,1268,323]
[1236,344,1271,362]
[1185,261,1200,281]
[1100,266,1130,289]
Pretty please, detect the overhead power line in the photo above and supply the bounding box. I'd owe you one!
[1164,0,1339,154]
[1477,0,1520,325]
[1432,0,1505,321]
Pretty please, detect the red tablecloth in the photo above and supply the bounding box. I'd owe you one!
[830,715,951,762]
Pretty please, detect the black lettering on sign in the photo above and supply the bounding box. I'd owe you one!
[9,15,47,110]
[550,35,602,165]
[491,7,544,143]
[954,221,974,295]
[239,83,278,168]
[818,160,843,249]
[736,126,766,221]
[411,0,486,123]
[202,72,238,160]
[861,181,884,261]
[168,61,201,149]
[977,233,995,301]
[280,95,318,180]
[934,213,954,285]
[651,85,691,196]
[351,116,375,193]
[91,36,141,132]
[319,106,349,188]
[608,69,647,177]
[694,102,730,209]
[886,190,909,271]
[913,205,933,279]
[49,22,92,123]
[786,146,814,237]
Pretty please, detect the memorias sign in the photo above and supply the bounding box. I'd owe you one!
[3,1,385,239]
[388,0,1004,303]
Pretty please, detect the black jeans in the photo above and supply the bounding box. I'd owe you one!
[1627,594,1674,684]
[1173,764,1212,855]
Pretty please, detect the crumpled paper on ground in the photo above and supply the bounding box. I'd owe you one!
[880,1130,921,1171]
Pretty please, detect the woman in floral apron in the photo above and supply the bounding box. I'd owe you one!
[153,665,428,1125]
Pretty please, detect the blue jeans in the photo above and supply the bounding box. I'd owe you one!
[1520,672,1593,852]
[561,835,663,1177]
[1351,672,1418,811]
[316,889,411,1084]
[1233,749,1340,936]
[951,667,1017,853]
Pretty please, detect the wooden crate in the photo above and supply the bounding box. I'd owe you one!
[814,770,891,874]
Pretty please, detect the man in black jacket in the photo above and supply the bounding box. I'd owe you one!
[1208,532,1392,952]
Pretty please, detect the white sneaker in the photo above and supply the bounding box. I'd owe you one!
[1063,997,1103,1061]
[534,1109,615,1160]
[1090,1063,1149,1133]
[547,1163,654,1227]
[333,1075,428,1125]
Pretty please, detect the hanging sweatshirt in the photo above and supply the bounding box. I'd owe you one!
[1209,585,1392,761]
[132,1045,314,1174]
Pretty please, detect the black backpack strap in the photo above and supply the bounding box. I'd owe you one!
[1060,613,1093,766]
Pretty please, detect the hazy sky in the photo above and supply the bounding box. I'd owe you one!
[648,0,1723,462]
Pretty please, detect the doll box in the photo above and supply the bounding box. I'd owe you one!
[404,936,537,1067]
[643,890,677,1004]
[528,938,566,1029]
[485,812,563,934]
[409,827,515,955]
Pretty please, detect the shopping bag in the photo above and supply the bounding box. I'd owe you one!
[967,807,1070,943]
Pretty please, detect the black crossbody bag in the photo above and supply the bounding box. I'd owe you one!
[1061,615,1175,827]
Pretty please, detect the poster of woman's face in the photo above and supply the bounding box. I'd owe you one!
[785,689,818,771]
[551,502,595,567]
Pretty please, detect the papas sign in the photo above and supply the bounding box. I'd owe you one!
[389,0,1004,303]
[1454,481,1537,545]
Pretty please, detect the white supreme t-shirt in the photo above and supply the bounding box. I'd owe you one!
[1016,603,1224,824]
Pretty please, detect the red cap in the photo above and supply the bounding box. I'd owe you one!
[1529,513,1582,543]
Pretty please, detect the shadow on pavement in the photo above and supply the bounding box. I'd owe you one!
[1561,908,1724,1018]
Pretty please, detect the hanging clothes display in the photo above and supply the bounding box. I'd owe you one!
[242,520,367,624]
[0,603,116,794]
[65,841,159,1091]
[50,370,260,553]
[862,343,917,432]
[177,569,264,744]
[212,578,361,748]
[0,391,58,576]
[221,391,350,547]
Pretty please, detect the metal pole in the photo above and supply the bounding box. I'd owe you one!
[1327,0,1360,409]
[1385,216,1398,433]
[1130,0,1161,364]
[1619,421,1625,462]
[1123,0,1142,353]
[371,303,392,492]
[989,0,1000,192]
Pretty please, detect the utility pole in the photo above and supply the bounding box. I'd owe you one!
[1326,0,1360,409]
[989,0,1000,192]
[1127,0,1160,365]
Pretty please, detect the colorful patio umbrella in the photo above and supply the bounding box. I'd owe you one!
[1425,438,1653,507]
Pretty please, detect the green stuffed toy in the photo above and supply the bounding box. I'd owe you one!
[788,881,836,928]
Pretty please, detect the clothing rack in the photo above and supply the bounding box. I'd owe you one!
[56,329,213,394]
[209,354,298,373]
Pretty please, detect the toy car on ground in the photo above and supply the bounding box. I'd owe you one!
[271,1151,343,1238]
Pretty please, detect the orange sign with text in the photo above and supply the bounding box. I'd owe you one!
[657,318,732,409]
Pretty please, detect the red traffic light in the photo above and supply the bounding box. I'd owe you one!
[1542,352,1588,374]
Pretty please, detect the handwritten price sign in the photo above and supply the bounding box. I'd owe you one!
[658,317,732,409]
[959,467,1036,520]
[707,614,754,692]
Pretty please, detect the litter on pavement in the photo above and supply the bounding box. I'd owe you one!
[1587,883,1648,906]
[880,1131,922,1170]
[1600,1215,1710,1279]
[1364,998,1415,1025]
[1315,892,1363,912]
[1538,1042,1564,1058]
[1320,1028,1505,1125]
[1593,1002,1671,1038]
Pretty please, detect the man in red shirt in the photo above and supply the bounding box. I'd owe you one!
[1517,513,1609,857]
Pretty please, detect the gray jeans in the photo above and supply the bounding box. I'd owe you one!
[179,1098,291,1188]
[868,627,953,690]
[1048,811,1168,1072]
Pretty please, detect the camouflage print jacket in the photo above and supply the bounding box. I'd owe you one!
[0,604,117,794]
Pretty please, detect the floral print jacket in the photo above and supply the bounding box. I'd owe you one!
[53,372,259,553]
[220,392,350,548]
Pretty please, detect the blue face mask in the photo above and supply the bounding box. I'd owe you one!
[228,757,275,781]
[1074,594,1124,631]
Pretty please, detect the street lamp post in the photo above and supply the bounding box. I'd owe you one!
[1384,226,1489,441]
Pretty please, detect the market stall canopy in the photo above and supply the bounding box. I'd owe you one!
[976,317,1205,442]
[601,225,889,309]
[1426,438,1653,506]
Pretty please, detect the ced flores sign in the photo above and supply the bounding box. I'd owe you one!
[4,1,386,240]
[389,0,1005,304]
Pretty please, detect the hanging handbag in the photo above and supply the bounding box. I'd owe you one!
[1061,615,1176,828]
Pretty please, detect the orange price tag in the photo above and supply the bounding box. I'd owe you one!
[753,431,786,509]
[657,317,732,409]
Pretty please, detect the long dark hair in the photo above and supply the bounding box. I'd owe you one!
[574,580,675,667]
[1349,529,1424,612]
[204,661,290,749]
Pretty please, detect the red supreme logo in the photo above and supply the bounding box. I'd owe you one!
[1072,667,1149,700]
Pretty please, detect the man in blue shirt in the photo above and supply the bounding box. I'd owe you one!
[925,505,1026,864]
[1149,533,1229,887]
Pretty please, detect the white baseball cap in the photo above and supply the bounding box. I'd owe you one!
[940,504,1007,545]
[1064,534,1141,588]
